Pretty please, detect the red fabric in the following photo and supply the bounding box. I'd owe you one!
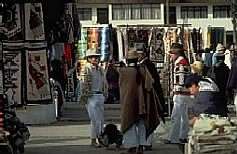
[177,58,189,66]
[64,43,72,63]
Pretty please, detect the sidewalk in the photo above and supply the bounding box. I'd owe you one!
[25,121,184,154]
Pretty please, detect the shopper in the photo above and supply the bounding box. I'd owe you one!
[166,43,191,144]
[119,48,161,154]
[137,48,166,151]
[208,43,230,116]
[185,69,220,116]
[80,48,106,147]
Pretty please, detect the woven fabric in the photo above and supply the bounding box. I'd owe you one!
[3,42,24,105]
[25,3,45,40]
[25,42,51,102]
[150,28,165,62]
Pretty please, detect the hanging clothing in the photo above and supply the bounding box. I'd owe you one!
[117,29,124,62]
[225,50,232,69]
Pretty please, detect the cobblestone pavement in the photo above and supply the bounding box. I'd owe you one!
[24,121,184,154]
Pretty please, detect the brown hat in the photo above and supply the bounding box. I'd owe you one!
[126,48,138,59]
[169,43,184,54]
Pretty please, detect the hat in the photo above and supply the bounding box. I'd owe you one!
[184,74,202,88]
[86,48,101,57]
[126,48,138,59]
[215,43,227,56]
[216,43,225,52]
[191,61,204,75]
[169,43,184,54]
[229,44,237,51]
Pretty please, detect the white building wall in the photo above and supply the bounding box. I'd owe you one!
[109,4,165,27]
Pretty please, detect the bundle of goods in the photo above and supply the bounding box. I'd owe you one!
[187,114,237,154]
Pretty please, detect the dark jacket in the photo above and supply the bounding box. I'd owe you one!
[207,61,230,116]
[140,58,166,123]
[227,58,237,91]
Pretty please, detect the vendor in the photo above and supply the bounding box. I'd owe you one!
[184,73,221,117]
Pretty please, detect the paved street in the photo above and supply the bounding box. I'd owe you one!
[24,121,184,154]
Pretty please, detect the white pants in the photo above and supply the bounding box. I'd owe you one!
[86,94,105,139]
[144,133,153,146]
[123,120,146,148]
[168,95,191,143]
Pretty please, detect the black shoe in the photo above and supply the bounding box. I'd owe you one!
[144,145,152,151]
[179,139,188,143]
[164,139,179,144]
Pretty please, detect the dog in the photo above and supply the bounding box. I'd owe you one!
[98,124,123,149]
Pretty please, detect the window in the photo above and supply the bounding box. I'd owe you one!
[181,6,208,19]
[112,4,161,20]
[213,6,231,18]
[78,8,92,20]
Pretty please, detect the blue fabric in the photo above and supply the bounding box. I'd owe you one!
[191,91,220,116]
[202,53,213,67]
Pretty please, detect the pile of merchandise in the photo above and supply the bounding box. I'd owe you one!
[187,114,237,154]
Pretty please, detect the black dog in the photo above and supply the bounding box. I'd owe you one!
[98,124,123,149]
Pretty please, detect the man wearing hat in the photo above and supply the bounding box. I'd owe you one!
[208,43,230,116]
[137,45,166,150]
[80,48,106,147]
[166,43,191,144]
[119,48,146,154]
[119,48,161,154]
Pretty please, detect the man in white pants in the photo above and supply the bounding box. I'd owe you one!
[80,48,106,147]
[166,43,191,144]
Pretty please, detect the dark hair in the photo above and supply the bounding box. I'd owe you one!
[184,74,202,88]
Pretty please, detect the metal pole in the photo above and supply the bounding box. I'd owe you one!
[166,0,169,25]
[232,0,237,46]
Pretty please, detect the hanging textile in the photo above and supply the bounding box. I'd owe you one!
[64,3,74,43]
[100,27,110,61]
[50,43,64,61]
[1,4,22,40]
[0,43,3,95]
[210,27,224,49]
[127,28,137,48]
[24,3,45,40]
[164,28,178,62]
[3,41,24,105]
[87,28,99,49]
[117,29,124,62]
[77,28,88,59]
[25,42,51,103]
[150,28,165,62]
[64,43,72,64]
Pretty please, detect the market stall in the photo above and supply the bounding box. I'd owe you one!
[186,115,237,154]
